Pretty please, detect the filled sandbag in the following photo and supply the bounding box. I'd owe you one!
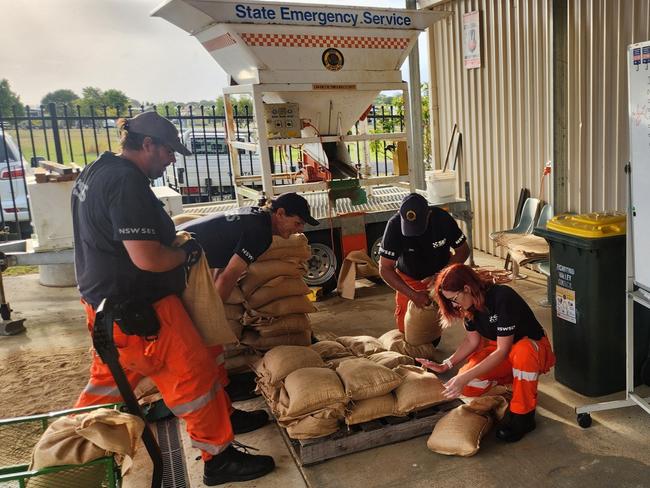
[392,365,447,414]
[180,252,237,346]
[257,234,312,262]
[255,345,325,386]
[277,367,347,419]
[326,355,357,369]
[240,259,305,296]
[249,295,316,317]
[247,276,311,309]
[225,286,246,305]
[426,396,508,457]
[335,358,402,401]
[228,319,243,340]
[311,340,353,360]
[404,300,443,346]
[224,303,244,321]
[253,314,311,338]
[379,329,438,360]
[280,405,345,439]
[336,335,385,356]
[224,351,259,374]
[241,329,312,351]
[368,351,415,369]
[224,342,253,359]
[345,394,396,425]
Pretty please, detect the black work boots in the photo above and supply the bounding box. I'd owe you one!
[496,409,536,442]
[230,408,269,435]
[203,443,275,486]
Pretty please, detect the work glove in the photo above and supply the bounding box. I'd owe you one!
[180,238,203,269]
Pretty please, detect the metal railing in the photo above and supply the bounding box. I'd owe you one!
[0,103,404,239]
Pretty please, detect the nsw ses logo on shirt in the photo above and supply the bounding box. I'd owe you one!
[432,238,447,249]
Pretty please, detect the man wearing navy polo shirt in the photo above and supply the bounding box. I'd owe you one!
[379,193,470,335]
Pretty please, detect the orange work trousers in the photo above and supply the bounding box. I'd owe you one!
[459,336,556,414]
[394,270,430,332]
[75,294,234,460]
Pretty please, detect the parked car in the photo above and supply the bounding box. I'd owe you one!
[0,130,31,231]
[163,130,260,202]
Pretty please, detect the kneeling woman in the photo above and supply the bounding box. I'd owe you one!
[430,264,555,442]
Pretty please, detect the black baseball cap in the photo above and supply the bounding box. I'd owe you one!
[399,193,430,236]
[126,111,191,156]
[273,192,319,226]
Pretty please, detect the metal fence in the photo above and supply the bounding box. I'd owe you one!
[0,103,404,239]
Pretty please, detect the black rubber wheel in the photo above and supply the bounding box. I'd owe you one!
[304,230,341,295]
[577,413,592,429]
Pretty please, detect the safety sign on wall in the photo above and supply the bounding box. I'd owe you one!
[556,285,576,324]
[463,11,481,69]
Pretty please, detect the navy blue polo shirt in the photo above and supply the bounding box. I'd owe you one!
[379,206,466,280]
[71,152,185,308]
[178,207,273,269]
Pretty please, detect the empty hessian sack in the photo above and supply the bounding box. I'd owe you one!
[247,276,310,310]
[277,367,347,419]
[404,300,443,346]
[379,330,438,360]
[368,351,415,369]
[336,335,385,356]
[255,345,324,387]
[427,396,508,457]
[311,340,353,360]
[392,365,447,414]
[335,358,402,401]
[345,394,396,425]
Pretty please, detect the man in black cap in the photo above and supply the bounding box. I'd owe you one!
[178,192,318,429]
[72,111,276,485]
[379,192,470,334]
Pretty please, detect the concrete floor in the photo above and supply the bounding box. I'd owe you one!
[1,251,649,487]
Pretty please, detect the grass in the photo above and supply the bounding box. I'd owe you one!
[3,265,38,276]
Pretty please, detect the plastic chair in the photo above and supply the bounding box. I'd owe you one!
[489,197,540,240]
[535,203,554,230]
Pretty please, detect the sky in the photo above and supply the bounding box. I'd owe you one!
[0,0,431,106]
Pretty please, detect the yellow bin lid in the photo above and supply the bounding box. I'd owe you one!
[546,212,626,238]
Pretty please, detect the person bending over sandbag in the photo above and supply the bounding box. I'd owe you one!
[427,263,556,442]
[178,192,319,433]
[378,193,470,341]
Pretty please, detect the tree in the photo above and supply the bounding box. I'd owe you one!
[0,79,24,117]
[102,89,129,110]
[41,89,79,108]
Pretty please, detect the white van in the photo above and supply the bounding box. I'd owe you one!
[0,130,31,229]
[164,130,261,201]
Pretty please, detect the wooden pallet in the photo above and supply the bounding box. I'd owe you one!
[279,399,463,466]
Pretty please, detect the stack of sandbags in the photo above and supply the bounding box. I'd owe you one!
[252,345,325,407]
[336,335,386,356]
[379,329,438,360]
[311,340,357,369]
[240,235,316,350]
[276,367,348,439]
[223,285,255,371]
[427,396,508,456]
[404,300,443,347]
[336,358,403,426]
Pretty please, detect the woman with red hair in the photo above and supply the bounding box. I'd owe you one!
[428,263,555,442]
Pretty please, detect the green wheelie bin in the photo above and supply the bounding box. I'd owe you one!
[535,212,650,396]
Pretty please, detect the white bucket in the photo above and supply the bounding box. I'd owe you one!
[425,170,457,202]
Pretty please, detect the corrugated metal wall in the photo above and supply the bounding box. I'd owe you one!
[428,0,553,254]
[565,0,650,213]
[427,0,650,254]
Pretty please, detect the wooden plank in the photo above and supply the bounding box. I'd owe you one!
[38,161,72,175]
[279,399,462,466]
[33,168,48,184]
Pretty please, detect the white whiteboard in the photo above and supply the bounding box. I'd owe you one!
[629,41,650,292]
